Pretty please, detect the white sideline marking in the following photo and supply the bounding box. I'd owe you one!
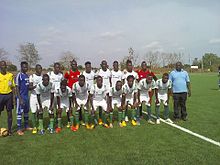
[142,111,220,147]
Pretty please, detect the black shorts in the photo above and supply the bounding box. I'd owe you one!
[0,93,14,113]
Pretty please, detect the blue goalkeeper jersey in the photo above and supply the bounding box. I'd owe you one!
[15,72,29,99]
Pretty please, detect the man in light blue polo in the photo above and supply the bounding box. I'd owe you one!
[169,62,191,121]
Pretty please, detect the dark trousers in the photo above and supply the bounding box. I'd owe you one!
[173,92,187,119]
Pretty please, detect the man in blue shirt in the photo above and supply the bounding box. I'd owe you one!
[15,61,31,135]
[169,62,191,121]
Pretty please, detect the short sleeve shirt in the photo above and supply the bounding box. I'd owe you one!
[15,72,29,98]
[0,72,15,94]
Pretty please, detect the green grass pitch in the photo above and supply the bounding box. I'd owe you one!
[0,73,220,165]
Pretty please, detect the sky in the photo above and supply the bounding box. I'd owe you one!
[0,0,220,67]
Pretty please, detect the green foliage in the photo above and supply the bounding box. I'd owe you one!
[7,64,17,71]
[202,53,220,71]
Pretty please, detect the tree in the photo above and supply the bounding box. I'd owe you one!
[202,53,220,71]
[59,51,78,69]
[120,47,139,69]
[18,43,40,68]
[165,52,183,68]
[0,48,8,61]
[145,51,161,68]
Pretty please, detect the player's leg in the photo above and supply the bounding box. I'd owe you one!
[155,98,161,124]
[30,94,38,134]
[48,109,55,134]
[130,104,137,126]
[55,106,62,133]
[16,98,24,135]
[125,101,129,122]
[74,107,80,131]
[5,93,13,135]
[117,106,123,127]
[101,104,109,128]
[83,105,90,129]
[109,108,114,128]
[38,109,44,135]
[23,98,32,130]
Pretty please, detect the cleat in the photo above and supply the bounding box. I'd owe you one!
[32,127,38,134]
[55,127,62,133]
[119,122,123,127]
[49,128,55,134]
[86,124,90,129]
[89,124,95,129]
[165,118,173,124]
[71,126,77,132]
[8,131,13,136]
[98,119,103,125]
[17,130,24,136]
[125,116,129,122]
[38,129,45,135]
[66,122,71,128]
[109,123,113,128]
[122,121,127,127]
[131,120,137,126]
[103,123,110,128]
[156,119,160,124]
[75,124,79,131]
[148,120,155,125]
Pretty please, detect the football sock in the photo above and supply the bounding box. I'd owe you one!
[136,107,140,119]
[118,111,122,122]
[75,111,79,125]
[147,106,152,120]
[57,118,62,128]
[49,118,54,129]
[131,109,136,120]
[84,111,89,124]
[24,113,29,128]
[164,106,169,119]
[67,112,70,122]
[38,119,43,130]
[122,110,125,121]
[7,114,12,132]
[109,112,113,123]
[70,116,74,126]
[155,106,160,119]
[17,113,22,130]
[31,113,36,128]
[102,112,107,124]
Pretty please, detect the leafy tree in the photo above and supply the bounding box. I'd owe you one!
[59,51,78,69]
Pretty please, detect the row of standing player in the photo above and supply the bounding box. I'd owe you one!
[15,59,173,135]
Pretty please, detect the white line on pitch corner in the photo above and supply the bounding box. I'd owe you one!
[142,111,220,147]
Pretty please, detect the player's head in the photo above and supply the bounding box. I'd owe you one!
[0,60,7,73]
[20,61,28,73]
[71,59,77,71]
[126,60,133,72]
[42,74,50,86]
[113,61,119,71]
[115,80,123,91]
[100,60,108,71]
[35,64,42,75]
[85,61,92,73]
[146,75,153,84]
[60,79,67,92]
[78,74,85,87]
[96,75,103,87]
[141,61,147,70]
[54,62,61,74]
[162,73,169,83]
[176,62,182,71]
[127,75,134,87]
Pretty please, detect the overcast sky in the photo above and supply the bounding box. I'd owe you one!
[1,0,220,67]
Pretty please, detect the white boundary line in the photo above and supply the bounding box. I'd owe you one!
[142,111,220,147]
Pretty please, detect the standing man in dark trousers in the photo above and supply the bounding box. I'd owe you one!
[0,61,15,136]
[169,62,191,121]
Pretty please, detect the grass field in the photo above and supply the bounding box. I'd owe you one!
[0,73,220,165]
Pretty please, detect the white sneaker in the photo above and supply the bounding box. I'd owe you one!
[109,123,113,128]
[125,116,129,122]
[165,118,173,124]
[148,120,155,125]
[156,119,160,124]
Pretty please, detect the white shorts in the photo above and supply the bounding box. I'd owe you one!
[140,94,150,106]
[156,94,168,106]
[112,98,121,108]
[41,97,51,109]
[93,100,107,111]
[30,94,39,113]
[58,99,70,112]
[76,98,88,110]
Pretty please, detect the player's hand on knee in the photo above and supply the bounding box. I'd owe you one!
[156,99,160,105]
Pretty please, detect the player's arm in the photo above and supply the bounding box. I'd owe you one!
[155,88,159,104]
[15,75,23,105]
[121,93,126,110]
[133,91,138,107]
[29,75,36,90]
[57,95,61,109]
[49,92,54,110]
[187,82,191,97]
[149,89,154,105]
[37,94,43,112]
[72,93,79,109]
[106,92,112,112]
[152,72,158,81]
